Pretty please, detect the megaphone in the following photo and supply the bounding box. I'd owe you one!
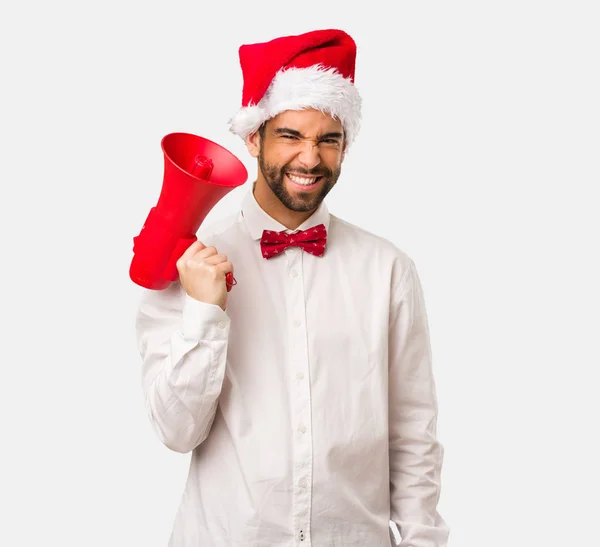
[129,132,248,291]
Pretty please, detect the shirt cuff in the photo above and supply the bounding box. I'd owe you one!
[181,294,230,341]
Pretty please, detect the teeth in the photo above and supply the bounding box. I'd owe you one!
[288,173,318,185]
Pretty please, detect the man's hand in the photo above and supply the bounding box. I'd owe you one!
[176,241,234,311]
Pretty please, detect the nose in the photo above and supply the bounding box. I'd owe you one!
[296,141,321,170]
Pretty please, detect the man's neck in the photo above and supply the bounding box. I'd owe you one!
[252,180,315,230]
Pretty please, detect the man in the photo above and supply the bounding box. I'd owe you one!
[135,28,449,546]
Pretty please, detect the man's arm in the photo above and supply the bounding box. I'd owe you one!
[388,259,450,546]
[135,282,230,454]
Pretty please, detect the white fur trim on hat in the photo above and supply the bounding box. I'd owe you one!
[229,64,362,147]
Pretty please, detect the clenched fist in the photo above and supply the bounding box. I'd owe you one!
[176,241,234,310]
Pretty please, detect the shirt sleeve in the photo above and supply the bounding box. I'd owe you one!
[135,282,230,453]
[388,259,450,546]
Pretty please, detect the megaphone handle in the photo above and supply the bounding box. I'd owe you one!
[162,235,237,292]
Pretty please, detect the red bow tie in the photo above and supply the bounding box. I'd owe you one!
[260,223,327,259]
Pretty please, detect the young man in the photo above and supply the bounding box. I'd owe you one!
[136,29,449,547]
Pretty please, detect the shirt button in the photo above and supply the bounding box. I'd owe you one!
[218,321,226,329]
[298,423,306,433]
[290,269,298,278]
[299,477,307,488]
[296,372,304,380]
[293,319,301,327]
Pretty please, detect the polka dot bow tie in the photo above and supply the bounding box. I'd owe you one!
[260,224,327,259]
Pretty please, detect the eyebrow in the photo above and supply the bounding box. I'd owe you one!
[273,127,343,140]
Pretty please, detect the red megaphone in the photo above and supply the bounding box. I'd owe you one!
[129,132,248,291]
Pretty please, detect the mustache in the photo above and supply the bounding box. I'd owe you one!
[284,166,333,177]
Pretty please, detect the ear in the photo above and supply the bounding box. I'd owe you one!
[340,136,348,161]
[245,129,261,158]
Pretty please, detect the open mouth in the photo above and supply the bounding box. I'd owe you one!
[285,172,323,190]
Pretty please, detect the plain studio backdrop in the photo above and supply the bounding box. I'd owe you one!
[1,1,598,545]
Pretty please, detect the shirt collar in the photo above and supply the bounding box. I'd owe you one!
[241,186,331,240]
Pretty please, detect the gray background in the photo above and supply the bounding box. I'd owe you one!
[1,1,598,545]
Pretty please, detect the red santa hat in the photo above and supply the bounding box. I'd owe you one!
[228,29,362,147]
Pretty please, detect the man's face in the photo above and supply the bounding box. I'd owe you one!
[248,109,346,213]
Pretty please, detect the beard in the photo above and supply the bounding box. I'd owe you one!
[258,147,341,213]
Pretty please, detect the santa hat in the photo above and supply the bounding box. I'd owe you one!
[228,29,362,147]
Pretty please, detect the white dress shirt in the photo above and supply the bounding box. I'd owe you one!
[135,189,449,547]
